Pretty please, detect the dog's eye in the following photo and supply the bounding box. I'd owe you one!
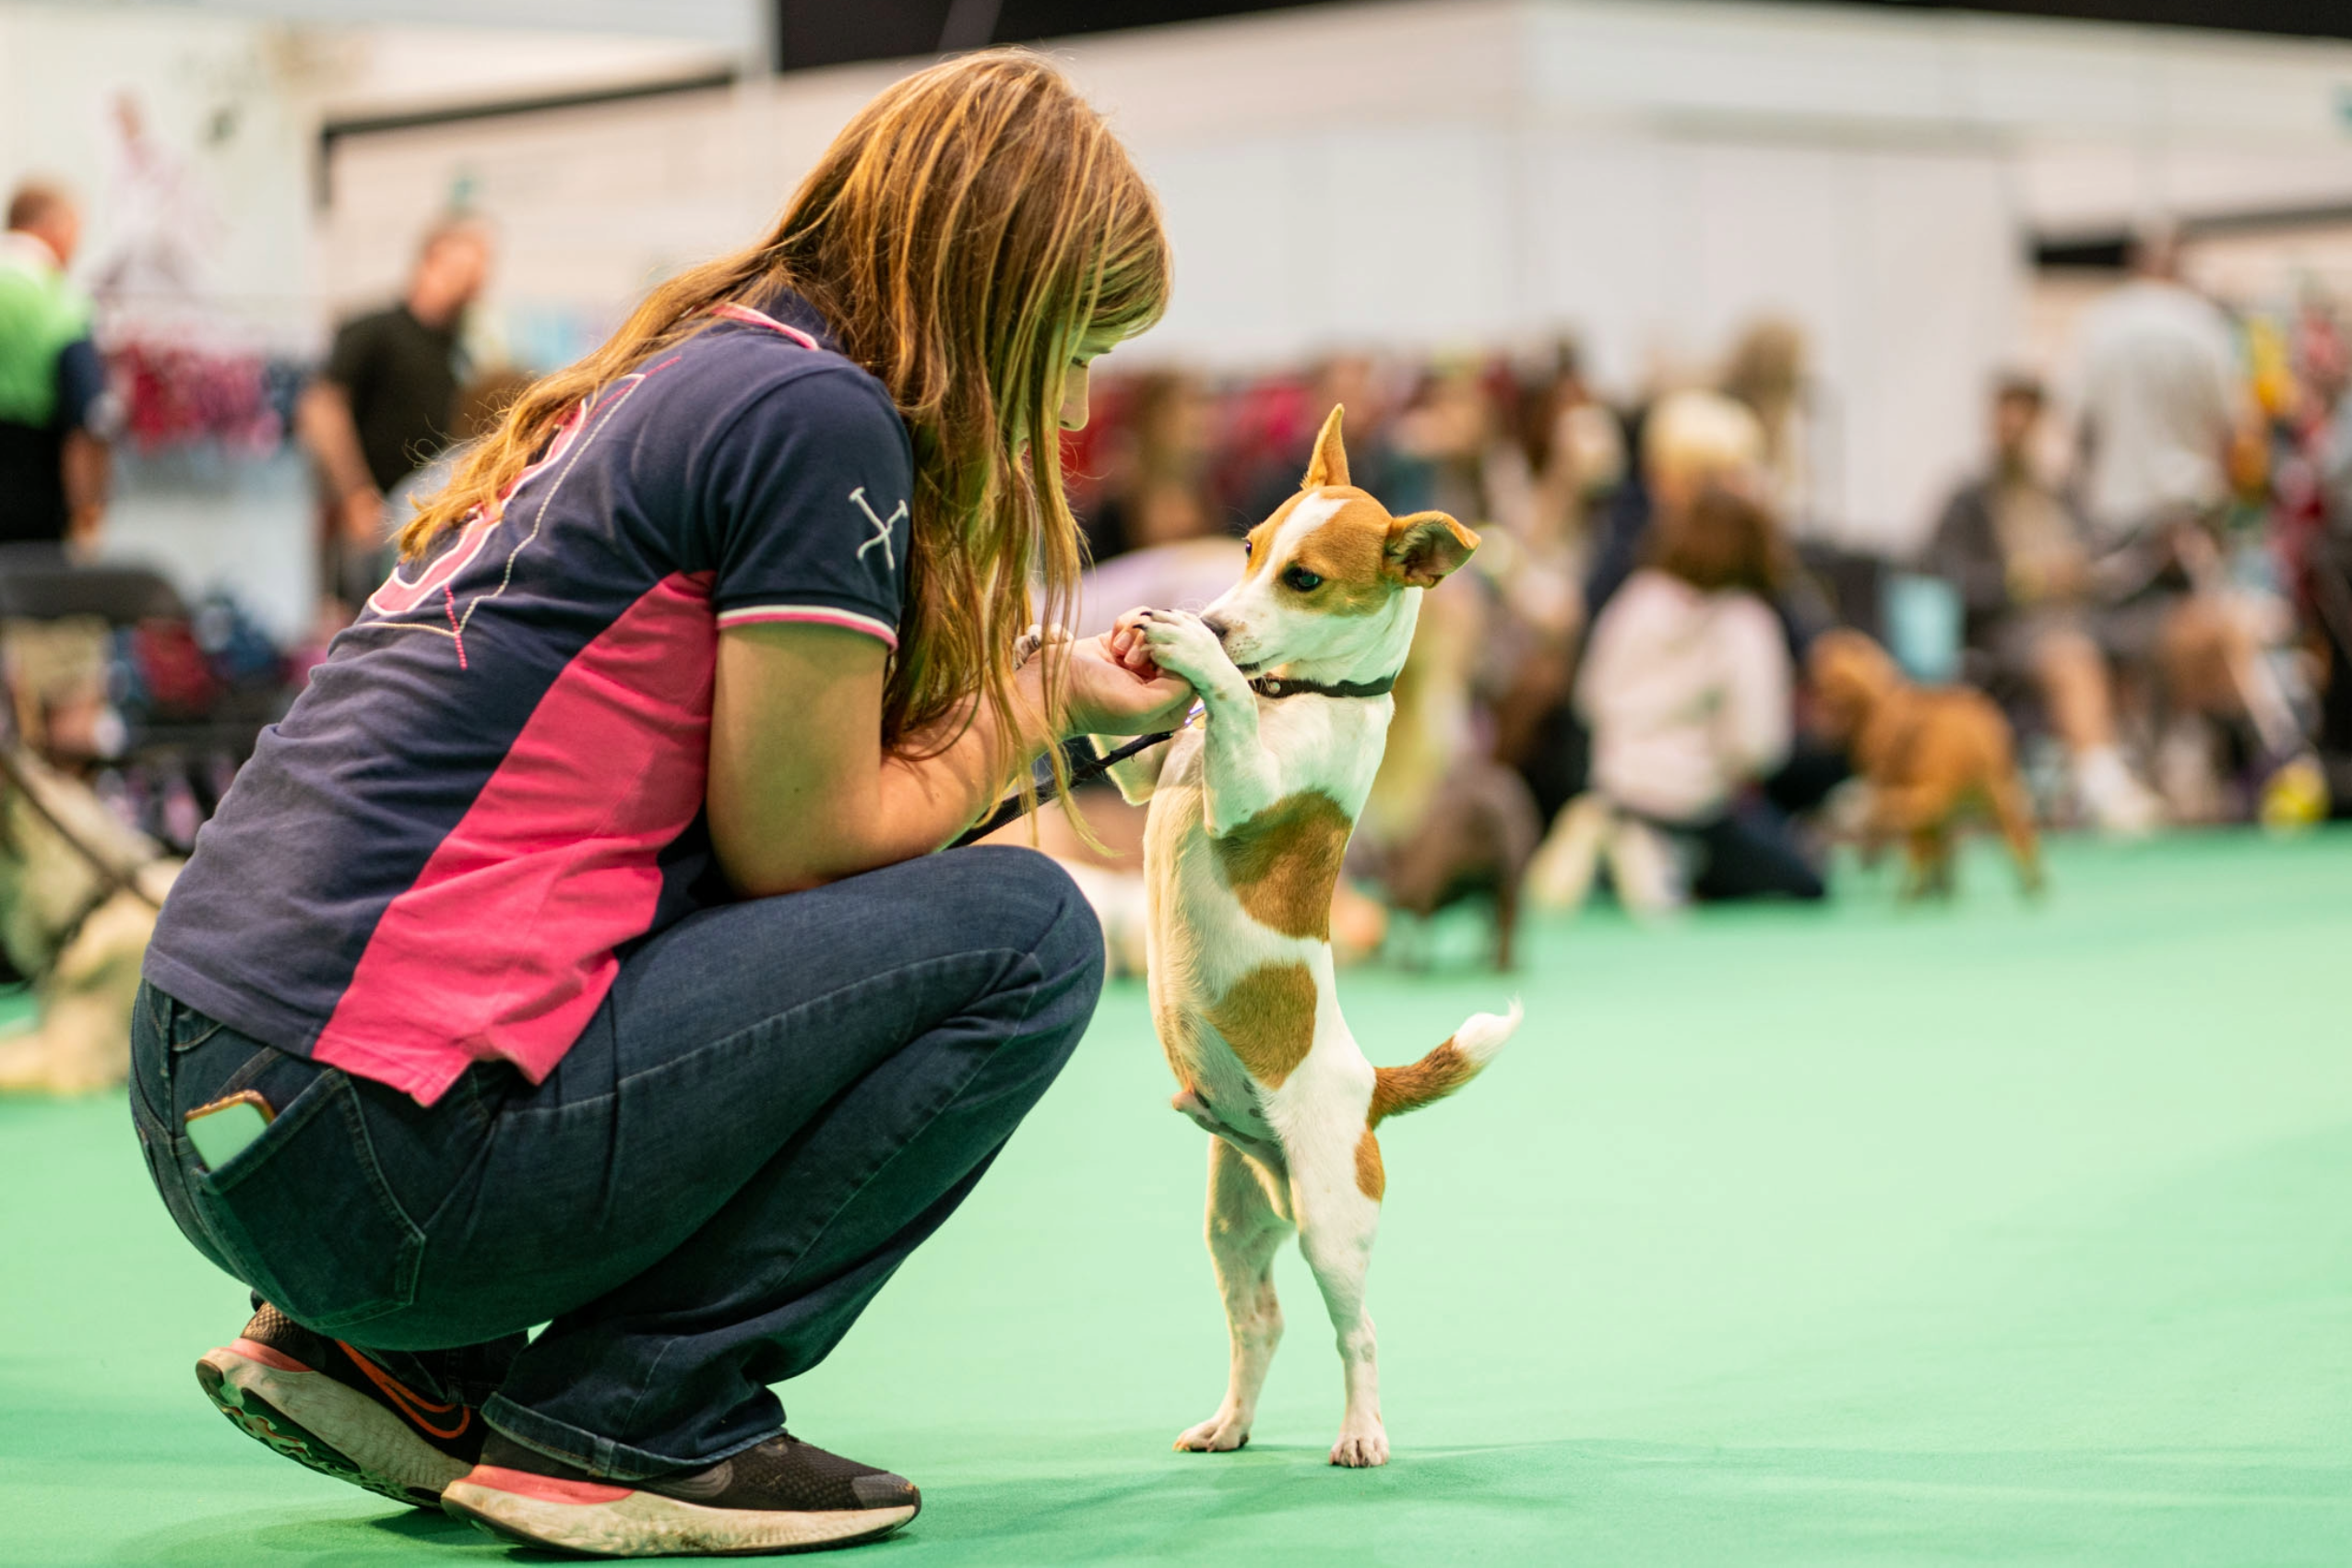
[1283,566,1324,592]
[1242,539,1253,558]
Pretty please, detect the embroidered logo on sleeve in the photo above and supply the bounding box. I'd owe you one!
[849,487,908,574]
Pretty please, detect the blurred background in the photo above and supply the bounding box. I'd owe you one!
[6,0,2352,913]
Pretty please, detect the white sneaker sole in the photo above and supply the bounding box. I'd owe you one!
[444,1467,918,1557]
[196,1343,472,1507]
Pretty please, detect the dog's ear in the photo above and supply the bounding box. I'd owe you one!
[1384,512,1479,588]
[1301,404,1349,491]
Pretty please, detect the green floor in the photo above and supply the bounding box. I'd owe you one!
[4,829,2349,1566]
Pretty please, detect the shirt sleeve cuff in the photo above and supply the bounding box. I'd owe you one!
[717,602,899,650]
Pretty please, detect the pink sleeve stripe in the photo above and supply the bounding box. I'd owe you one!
[718,604,899,648]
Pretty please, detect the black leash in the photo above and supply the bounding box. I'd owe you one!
[947,668,1398,849]
[949,728,1176,849]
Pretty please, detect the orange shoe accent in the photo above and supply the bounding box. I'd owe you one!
[226,1336,311,1374]
[335,1339,474,1442]
[461,1464,633,1505]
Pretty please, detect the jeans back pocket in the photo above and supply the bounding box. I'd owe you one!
[189,1069,426,1334]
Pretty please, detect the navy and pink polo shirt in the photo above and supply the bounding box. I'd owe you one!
[144,291,912,1106]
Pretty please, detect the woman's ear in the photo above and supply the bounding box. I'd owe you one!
[1384,512,1479,587]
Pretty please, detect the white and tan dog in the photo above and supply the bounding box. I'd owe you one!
[1105,409,1522,1468]
[0,747,179,1094]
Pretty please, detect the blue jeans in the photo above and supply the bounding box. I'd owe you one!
[129,846,1102,1479]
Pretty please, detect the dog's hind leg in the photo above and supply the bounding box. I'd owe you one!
[1284,1101,1389,1467]
[1988,774,2045,894]
[1176,1137,1294,1455]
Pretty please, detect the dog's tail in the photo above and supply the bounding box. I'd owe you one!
[1370,999,1523,1125]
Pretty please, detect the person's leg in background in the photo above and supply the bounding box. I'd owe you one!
[1686,797,1827,903]
[2151,593,2280,818]
[2029,623,2163,833]
[1758,740,1848,821]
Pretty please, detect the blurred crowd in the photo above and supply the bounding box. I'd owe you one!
[1049,225,2352,961]
[6,172,2352,976]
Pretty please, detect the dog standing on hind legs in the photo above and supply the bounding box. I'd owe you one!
[1100,408,1522,1467]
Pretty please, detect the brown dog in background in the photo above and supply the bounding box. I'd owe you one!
[1809,629,2042,897]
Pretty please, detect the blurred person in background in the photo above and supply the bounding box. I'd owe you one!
[1720,316,1812,527]
[132,53,1185,1559]
[1227,351,1412,525]
[298,217,491,612]
[1928,373,2164,832]
[2076,225,2241,556]
[1573,478,1821,905]
[2076,226,2290,813]
[1485,344,1617,774]
[0,181,109,552]
[1079,367,1217,560]
[1390,359,1504,527]
[1522,388,1839,829]
[365,365,536,589]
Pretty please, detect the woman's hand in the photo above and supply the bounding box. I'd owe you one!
[1041,623,1194,738]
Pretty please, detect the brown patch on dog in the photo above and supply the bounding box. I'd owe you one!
[1241,493,1311,580]
[1289,497,1400,617]
[1205,961,1318,1087]
[1354,1126,1385,1201]
[1370,1037,1473,1124]
[1383,511,1480,588]
[1212,790,1354,939]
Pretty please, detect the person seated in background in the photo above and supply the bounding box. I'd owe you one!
[1927,373,2164,832]
[1571,481,1823,906]
[1518,388,1841,833]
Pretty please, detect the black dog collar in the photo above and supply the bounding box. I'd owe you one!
[1248,671,1398,701]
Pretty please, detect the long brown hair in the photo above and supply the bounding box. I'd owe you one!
[1650,482,1789,598]
[400,50,1169,788]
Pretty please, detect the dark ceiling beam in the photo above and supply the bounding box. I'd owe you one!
[770,0,2352,72]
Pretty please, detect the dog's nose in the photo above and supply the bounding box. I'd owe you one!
[1202,614,1231,643]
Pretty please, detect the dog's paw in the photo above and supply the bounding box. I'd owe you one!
[1174,1414,1251,1454]
[1139,610,1238,694]
[1327,1423,1389,1468]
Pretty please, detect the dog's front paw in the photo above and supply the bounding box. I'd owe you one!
[1174,1413,1251,1454]
[1328,1421,1389,1468]
[1139,610,1239,695]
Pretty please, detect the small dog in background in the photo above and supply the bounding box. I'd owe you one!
[1362,759,1540,968]
[1351,565,1540,969]
[0,747,178,1094]
[1808,629,2042,897]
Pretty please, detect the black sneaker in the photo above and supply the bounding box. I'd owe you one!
[195,1304,487,1507]
[441,1429,921,1557]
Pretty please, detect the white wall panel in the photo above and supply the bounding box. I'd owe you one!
[304,0,2352,553]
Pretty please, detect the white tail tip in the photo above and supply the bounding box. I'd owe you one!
[1454,997,1523,1067]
